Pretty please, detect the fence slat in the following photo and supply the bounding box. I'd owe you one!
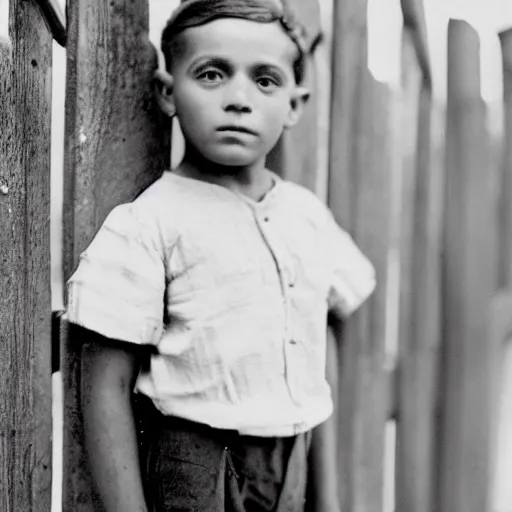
[439,19,498,512]
[328,0,367,230]
[62,0,170,509]
[338,75,391,512]
[328,1,391,510]
[306,326,341,512]
[0,1,53,511]
[498,28,512,288]
[395,24,440,512]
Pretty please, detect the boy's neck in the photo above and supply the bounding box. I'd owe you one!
[176,148,275,202]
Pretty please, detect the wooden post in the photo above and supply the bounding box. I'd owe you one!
[439,19,498,512]
[489,29,512,512]
[328,0,368,230]
[306,327,341,512]
[395,18,440,512]
[498,28,512,288]
[0,0,53,510]
[62,0,170,509]
[328,1,391,511]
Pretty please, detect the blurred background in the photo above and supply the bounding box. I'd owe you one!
[46,0,512,511]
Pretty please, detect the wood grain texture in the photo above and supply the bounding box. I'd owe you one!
[395,27,440,512]
[328,0,391,505]
[0,1,53,511]
[62,0,170,510]
[498,28,512,288]
[439,19,498,512]
[266,0,321,191]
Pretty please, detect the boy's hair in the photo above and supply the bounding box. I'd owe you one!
[161,0,308,84]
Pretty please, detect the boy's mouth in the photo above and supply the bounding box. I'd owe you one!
[217,125,258,136]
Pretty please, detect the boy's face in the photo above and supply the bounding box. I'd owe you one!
[164,17,306,167]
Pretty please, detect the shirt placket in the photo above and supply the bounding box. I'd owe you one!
[253,205,303,409]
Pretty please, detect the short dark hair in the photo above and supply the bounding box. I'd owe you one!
[161,0,308,84]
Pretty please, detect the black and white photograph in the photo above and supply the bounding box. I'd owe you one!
[1,0,512,511]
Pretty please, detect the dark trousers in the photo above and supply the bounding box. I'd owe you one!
[142,414,311,512]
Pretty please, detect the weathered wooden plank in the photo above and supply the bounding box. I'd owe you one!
[266,0,321,191]
[395,25,440,512]
[62,0,170,510]
[0,0,53,510]
[306,327,341,512]
[498,28,512,288]
[336,74,391,512]
[439,19,498,512]
[328,0,368,229]
[328,1,391,508]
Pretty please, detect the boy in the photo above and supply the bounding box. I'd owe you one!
[66,0,376,511]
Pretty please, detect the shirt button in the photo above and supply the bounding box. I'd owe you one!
[263,216,269,222]
[289,339,297,345]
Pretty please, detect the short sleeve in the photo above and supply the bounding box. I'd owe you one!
[65,204,166,345]
[326,213,376,318]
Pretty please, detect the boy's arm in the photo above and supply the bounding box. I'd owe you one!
[76,324,149,512]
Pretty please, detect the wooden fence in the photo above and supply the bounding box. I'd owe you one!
[1,0,512,511]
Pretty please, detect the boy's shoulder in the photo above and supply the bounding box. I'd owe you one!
[134,170,195,207]
[100,172,188,246]
[123,171,337,234]
[127,171,208,221]
[278,178,334,224]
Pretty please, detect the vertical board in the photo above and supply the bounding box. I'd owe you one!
[498,28,512,289]
[337,72,391,512]
[0,0,53,511]
[439,19,498,512]
[266,0,321,191]
[62,0,171,509]
[306,326,342,512]
[493,29,512,512]
[328,0,368,230]
[328,1,391,510]
[395,26,440,512]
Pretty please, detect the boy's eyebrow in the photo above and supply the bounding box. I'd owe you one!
[190,57,232,72]
[252,63,288,78]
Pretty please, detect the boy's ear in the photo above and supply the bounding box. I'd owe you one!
[154,69,176,118]
[284,86,310,129]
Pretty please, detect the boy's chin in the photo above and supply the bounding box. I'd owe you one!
[206,149,263,169]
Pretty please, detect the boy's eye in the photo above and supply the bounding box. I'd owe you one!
[197,69,223,84]
[256,76,280,91]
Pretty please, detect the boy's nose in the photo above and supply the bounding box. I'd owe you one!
[223,76,253,114]
[224,101,252,114]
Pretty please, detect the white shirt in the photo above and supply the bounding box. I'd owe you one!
[66,171,375,436]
